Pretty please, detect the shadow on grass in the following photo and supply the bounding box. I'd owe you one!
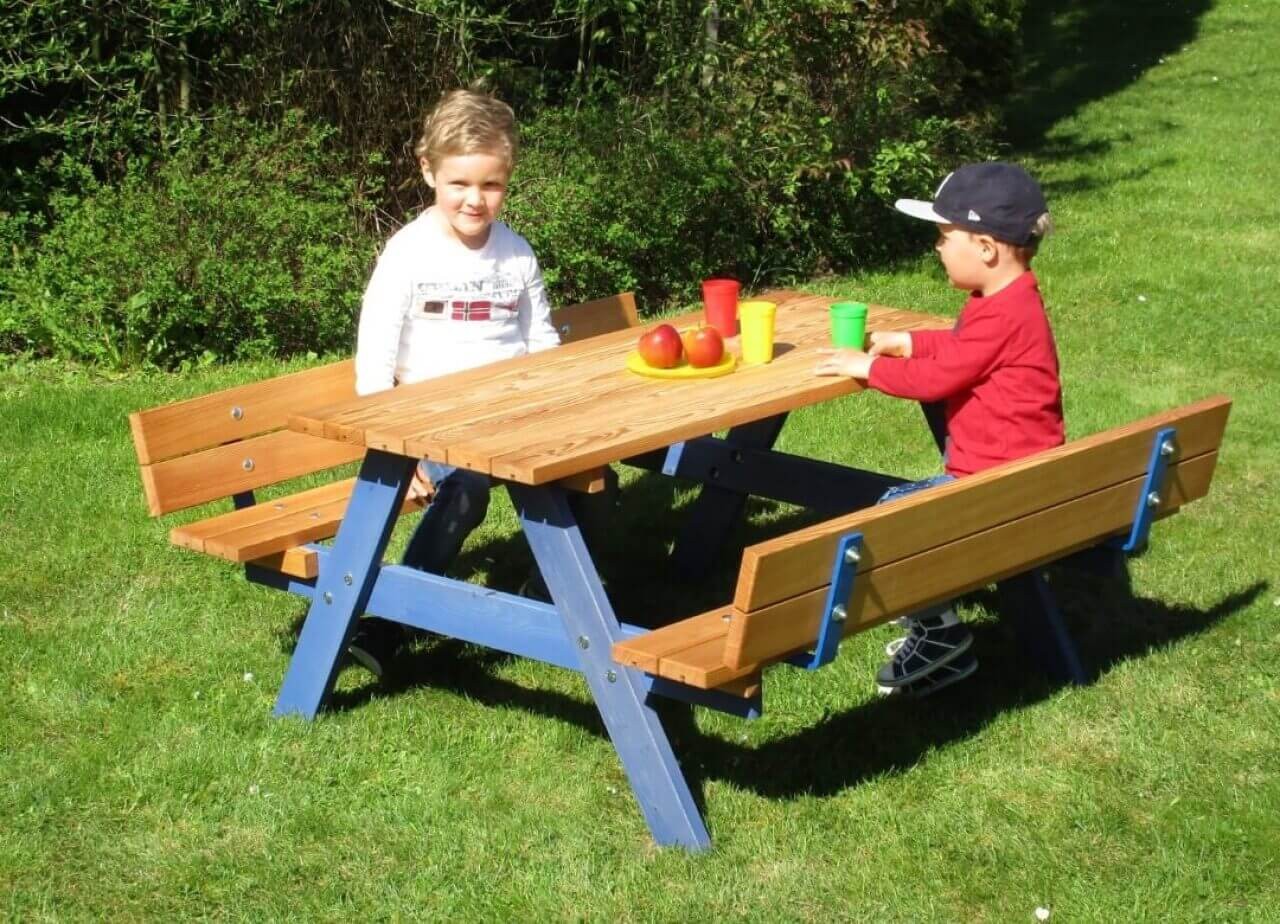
[1005,0,1211,156]
[670,580,1266,801]
[306,503,1264,805]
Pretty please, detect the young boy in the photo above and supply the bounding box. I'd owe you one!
[814,161,1065,696]
[346,90,563,677]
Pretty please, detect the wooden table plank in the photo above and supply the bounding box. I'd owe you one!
[288,292,948,482]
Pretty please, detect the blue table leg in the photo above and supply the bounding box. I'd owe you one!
[509,482,711,851]
[670,413,788,577]
[997,570,1089,685]
[273,449,416,720]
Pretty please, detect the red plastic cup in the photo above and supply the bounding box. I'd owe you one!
[702,278,740,338]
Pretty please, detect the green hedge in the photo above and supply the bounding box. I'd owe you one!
[5,114,370,368]
[1,1,1025,367]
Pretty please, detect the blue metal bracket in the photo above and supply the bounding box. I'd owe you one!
[788,532,863,671]
[1111,427,1178,554]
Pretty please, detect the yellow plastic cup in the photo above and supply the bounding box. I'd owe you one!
[738,300,777,364]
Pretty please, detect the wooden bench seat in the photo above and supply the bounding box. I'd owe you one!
[614,395,1232,689]
[130,293,639,577]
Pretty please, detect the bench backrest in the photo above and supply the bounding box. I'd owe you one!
[723,395,1232,669]
[129,293,639,516]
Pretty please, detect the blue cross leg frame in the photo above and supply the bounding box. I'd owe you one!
[788,532,863,671]
[1112,427,1178,554]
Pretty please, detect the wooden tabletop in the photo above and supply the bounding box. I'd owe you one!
[288,291,947,485]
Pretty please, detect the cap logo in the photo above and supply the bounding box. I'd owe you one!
[968,209,982,221]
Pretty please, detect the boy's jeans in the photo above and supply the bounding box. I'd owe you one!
[401,460,493,573]
[877,472,954,504]
[401,459,618,576]
[877,473,956,625]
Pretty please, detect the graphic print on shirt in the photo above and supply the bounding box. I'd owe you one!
[413,273,522,322]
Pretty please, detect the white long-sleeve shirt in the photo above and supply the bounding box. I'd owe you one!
[355,210,560,396]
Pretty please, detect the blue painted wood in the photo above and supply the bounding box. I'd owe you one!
[232,490,255,509]
[273,449,416,719]
[997,570,1089,685]
[510,482,712,851]
[646,676,761,720]
[1113,427,1178,553]
[636,437,905,513]
[248,551,762,719]
[789,532,862,670]
[671,414,788,577]
[661,441,686,476]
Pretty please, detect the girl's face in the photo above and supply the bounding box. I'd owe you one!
[422,151,510,248]
[934,223,992,291]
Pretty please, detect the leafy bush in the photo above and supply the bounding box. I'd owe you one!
[6,113,373,367]
[507,0,1012,311]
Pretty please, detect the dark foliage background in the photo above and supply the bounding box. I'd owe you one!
[1,0,1024,366]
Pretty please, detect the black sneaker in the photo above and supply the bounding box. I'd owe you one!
[346,617,405,679]
[878,649,978,698]
[875,615,973,688]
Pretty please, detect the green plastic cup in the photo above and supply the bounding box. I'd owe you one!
[830,301,868,349]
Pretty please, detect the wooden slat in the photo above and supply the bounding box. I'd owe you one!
[551,292,638,343]
[720,449,1220,672]
[712,672,762,700]
[170,476,425,564]
[478,303,947,484]
[637,451,1218,690]
[140,430,365,516]
[612,611,734,673]
[293,293,644,449]
[286,293,950,482]
[361,325,656,455]
[249,548,319,579]
[735,395,1232,612]
[169,477,358,551]
[128,360,355,465]
[557,466,610,494]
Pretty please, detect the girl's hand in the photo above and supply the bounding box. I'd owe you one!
[868,330,912,358]
[814,348,874,379]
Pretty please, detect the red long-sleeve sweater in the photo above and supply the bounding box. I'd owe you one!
[867,271,1065,476]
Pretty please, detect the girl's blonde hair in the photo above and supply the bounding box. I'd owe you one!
[414,90,517,173]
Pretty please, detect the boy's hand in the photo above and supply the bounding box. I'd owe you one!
[407,468,435,505]
[814,348,875,380]
[868,330,912,358]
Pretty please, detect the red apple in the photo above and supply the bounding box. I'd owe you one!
[638,323,683,368]
[683,324,725,368]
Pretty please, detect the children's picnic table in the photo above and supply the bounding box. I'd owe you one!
[273,289,945,849]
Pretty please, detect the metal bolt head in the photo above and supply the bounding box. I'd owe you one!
[577,635,590,650]
[230,406,243,420]
[844,547,861,565]
[831,604,847,623]
[343,573,353,586]
[1146,491,1161,508]
[1159,439,1176,458]
[322,591,333,604]
[241,458,255,472]
[606,670,617,683]
[731,449,744,464]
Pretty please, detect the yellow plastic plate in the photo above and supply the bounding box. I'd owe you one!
[625,350,737,379]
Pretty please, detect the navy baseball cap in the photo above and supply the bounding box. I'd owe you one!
[894,162,1048,246]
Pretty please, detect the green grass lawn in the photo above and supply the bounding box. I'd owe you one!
[3,0,1278,919]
